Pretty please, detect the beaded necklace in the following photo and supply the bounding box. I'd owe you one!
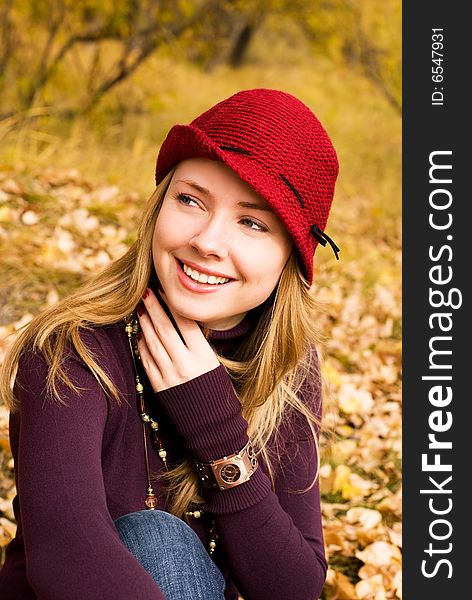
[124,316,167,508]
[123,314,218,556]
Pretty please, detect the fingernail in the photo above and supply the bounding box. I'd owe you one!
[137,303,145,316]
[142,288,149,300]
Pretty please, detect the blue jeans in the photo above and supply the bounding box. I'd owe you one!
[115,510,226,600]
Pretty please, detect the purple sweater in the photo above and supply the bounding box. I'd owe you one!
[0,311,327,599]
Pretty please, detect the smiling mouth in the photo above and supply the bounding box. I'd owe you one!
[176,259,233,286]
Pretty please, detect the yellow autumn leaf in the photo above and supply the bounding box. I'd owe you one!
[324,569,358,600]
[378,486,402,516]
[355,574,387,600]
[388,523,402,548]
[322,360,344,387]
[336,424,355,437]
[0,518,17,547]
[330,439,358,466]
[0,206,14,223]
[324,528,345,548]
[319,464,336,496]
[392,570,402,599]
[333,465,375,500]
[338,383,374,415]
[333,465,355,496]
[346,507,382,530]
[0,437,10,453]
[356,541,402,568]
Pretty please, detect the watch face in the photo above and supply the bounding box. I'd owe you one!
[220,463,241,483]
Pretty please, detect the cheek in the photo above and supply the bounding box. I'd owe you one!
[240,242,291,287]
[152,222,175,278]
[155,204,202,248]
[152,225,166,265]
[153,210,187,256]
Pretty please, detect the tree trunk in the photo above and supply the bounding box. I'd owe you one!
[228,22,255,68]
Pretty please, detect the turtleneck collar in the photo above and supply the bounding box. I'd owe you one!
[208,310,254,343]
[208,305,266,358]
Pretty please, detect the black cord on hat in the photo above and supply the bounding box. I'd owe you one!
[310,224,340,260]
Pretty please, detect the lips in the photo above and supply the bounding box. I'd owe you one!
[177,258,235,280]
[174,258,234,293]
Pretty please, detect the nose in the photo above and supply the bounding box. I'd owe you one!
[189,216,229,259]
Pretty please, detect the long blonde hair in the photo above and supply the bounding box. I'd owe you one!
[1,169,325,517]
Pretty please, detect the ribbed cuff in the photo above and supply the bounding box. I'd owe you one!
[201,466,272,515]
[155,365,248,462]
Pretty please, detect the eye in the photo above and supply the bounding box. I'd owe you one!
[177,193,199,207]
[240,218,268,232]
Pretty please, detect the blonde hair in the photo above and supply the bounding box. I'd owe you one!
[1,168,325,518]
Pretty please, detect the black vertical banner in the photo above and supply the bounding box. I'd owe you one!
[403,3,467,598]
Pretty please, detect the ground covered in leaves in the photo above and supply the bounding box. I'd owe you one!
[0,168,402,599]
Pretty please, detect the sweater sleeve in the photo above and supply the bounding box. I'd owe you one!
[156,349,327,600]
[13,340,166,600]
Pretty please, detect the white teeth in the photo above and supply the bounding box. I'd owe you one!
[181,262,230,285]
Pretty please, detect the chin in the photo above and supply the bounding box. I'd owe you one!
[180,308,211,322]
[165,296,215,322]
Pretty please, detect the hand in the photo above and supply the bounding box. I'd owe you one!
[137,288,220,392]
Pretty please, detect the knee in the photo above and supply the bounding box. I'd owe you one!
[115,510,199,549]
[115,510,226,598]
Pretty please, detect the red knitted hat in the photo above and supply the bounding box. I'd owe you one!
[155,88,339,285]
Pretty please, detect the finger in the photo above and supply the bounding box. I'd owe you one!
[136,336,164,393]
[138,307,174,368]
[142,289,192,359]
[155,289,211,352]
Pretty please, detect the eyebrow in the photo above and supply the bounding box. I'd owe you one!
[175,178,272,212]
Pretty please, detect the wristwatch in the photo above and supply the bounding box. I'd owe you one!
[195,441,258,491]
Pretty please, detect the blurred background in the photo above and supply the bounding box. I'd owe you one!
[0,1,401,598]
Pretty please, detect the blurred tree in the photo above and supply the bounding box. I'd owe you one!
[0,0,209,116]
[295,0,401,113]
[182,0,401,113]
[0,0,400,119]
[179,0,266,70]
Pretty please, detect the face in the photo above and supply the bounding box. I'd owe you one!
[152,157,293,330]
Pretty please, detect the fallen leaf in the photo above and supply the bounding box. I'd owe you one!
[356,541,402,568]
[355,574,386,600]
[346,508,382,530]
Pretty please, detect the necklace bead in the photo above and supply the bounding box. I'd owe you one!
[145,486,158,510]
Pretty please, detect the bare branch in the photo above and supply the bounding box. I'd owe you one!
[19,24,123,112]
[81,7,209,114]
[81,40,156,114]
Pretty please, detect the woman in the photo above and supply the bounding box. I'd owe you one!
[0,88,339,600]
